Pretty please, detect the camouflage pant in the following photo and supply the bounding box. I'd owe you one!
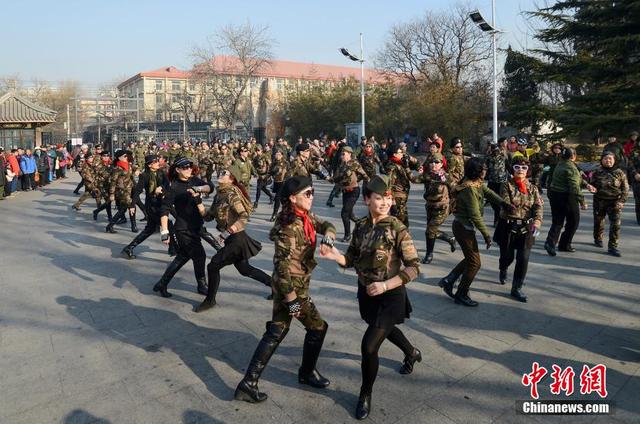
[425,204,449,239]
[593,198,621,248]
[272,276,324,330]
[73,189,99,209]
[391,194,409,227]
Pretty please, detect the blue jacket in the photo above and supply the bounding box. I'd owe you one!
[19,155,37,174]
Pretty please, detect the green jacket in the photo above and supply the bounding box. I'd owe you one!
[454,180,503,238]
[549,159,586,203]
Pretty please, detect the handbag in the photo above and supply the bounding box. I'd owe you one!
[34,172,40,183]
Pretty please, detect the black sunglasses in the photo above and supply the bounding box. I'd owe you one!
[177,164,192,170]
[430,160,442,164]
[301,188,314,198]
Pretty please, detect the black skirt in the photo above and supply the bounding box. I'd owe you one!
[358,283,412,329]
[218,231,262,262]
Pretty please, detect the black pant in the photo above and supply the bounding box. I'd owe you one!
[255,179,273,203]
[160,229,207,284]
[341,187,360,236]
[126,213,160,249]
[272,182,283,216]
[498,224,532,283]
[94,200,113,220]
[22,173,35,191]
[546,191,580,249]
[360,325,413,396]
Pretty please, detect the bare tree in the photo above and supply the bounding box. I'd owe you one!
[375,5,492,87]
[191,21,275,133]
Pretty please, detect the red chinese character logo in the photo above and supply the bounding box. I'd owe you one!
[550,365,575,396]
[522,362,548,399]
[579,364,608,398]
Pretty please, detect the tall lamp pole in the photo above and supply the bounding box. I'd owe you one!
[470,2,500,143]
[340,33,366,138]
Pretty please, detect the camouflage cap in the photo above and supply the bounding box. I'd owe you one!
[229,161,243,181]
[366,175,392,196]
[342,146,354,154]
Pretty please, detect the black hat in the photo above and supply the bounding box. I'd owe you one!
[174,156,193,168]
[84,152,93,159]
[281,176,312,198]
[295,143,310,153]
[145,154,159,165]
[100,150,110,156]
[114,149,130,159]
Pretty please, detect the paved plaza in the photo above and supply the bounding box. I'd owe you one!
[0,174,638,424]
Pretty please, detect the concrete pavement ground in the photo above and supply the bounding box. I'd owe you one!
[0,173,638,424]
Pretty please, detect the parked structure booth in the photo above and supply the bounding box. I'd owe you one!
[0,92,56,150]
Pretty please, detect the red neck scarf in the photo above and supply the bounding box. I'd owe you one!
[390,155,403,165]
[116,160,129,172]
[294,207,316,245]
[514,177,528,194]
[364,149,374,157]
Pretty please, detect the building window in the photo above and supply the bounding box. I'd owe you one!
[172,81,181,92]
[155,93,164,106]
[276,78,284,91]
[155,80,163,91]
[235,77,242,90]
[156,112,163,121]
[171,113,181,122]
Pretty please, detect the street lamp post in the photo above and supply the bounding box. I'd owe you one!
[470,2,500,143]
[340,33,366,139]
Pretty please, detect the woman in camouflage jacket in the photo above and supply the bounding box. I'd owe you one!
[321,175,422,420]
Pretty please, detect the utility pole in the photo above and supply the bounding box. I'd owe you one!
[136,87,141,134]
[66,104,71,141]
[492,0,498,144]
[74,98,79,137]
[360,33,365,139]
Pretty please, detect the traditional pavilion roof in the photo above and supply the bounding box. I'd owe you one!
[0,91,57,124]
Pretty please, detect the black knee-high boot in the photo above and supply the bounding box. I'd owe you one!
[235,322,289,403]
[437,231,456,252]
[130,210,138,233]
[153,255,189,297]
[298,321,330,388]
[422,237,436,264]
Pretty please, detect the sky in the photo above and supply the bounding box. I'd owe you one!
[0,0,542,93]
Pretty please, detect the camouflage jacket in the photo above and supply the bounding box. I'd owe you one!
[270,214,336,296]
[445,152,465,185]
[109,164,135,205]
[94,162,113,196]
[80,162,98,192]
[167,147,181,164]
[205,183,252,232]
[591,166,628,202]
[270,158,288,183]
[358,152,379,179]
[333,159,368,190]
[253,153,271,179]
[343,215,420,286]
[415,170,450,208]
[485,152,508,184]
[287,156,322,178]
[219,152,234,169]
[499,179,543,226]
[627,149,640,186]
[385,160,414,196]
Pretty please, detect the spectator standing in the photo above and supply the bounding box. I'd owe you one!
[19,149,37,191]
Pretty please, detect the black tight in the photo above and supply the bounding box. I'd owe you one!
[205,258,271,303]
[360,325,414,396]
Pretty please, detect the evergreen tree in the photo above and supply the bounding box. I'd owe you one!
[500,46,543,133]
[530,0,640,139]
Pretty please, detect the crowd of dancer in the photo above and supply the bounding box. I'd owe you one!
[45,129,638,420]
